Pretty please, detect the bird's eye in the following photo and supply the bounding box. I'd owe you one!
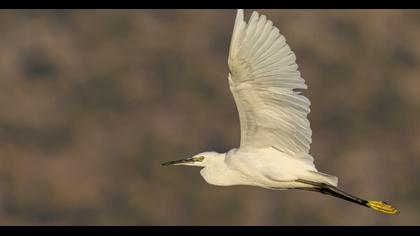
[193,156,205,162]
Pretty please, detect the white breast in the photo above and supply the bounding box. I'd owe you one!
[200,159,246,187]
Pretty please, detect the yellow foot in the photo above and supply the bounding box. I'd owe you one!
[367,200,399,215]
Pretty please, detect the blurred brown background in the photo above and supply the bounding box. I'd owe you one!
[0,9,419,225]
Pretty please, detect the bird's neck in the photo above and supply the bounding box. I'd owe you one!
[199,152,241,186]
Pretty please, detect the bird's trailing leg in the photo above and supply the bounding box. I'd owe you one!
[295,179,399,215]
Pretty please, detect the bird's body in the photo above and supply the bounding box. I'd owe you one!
[162,9,399,215]
[199,148,336,189]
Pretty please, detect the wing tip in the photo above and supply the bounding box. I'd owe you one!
[235,9,244,23]
[236,9,262,23]
[250,10,259,22]
[229,9,246,58]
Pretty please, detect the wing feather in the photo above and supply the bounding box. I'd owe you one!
[228,9,312,155]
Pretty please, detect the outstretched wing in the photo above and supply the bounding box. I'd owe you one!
[228,9,311,155]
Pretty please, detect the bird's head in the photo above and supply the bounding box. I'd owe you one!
[161,151,221,168]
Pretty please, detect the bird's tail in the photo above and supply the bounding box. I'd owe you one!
[296,179,399,215]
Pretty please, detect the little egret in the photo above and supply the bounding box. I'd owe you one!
[162,9,398,215]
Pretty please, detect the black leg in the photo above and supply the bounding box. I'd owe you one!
[295,179,398,215]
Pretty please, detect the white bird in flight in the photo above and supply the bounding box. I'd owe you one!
[162,9,398,215]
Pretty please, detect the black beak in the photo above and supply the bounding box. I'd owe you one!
[161,158,195,166]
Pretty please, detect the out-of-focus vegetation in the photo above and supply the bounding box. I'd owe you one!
[0,9,419,225]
